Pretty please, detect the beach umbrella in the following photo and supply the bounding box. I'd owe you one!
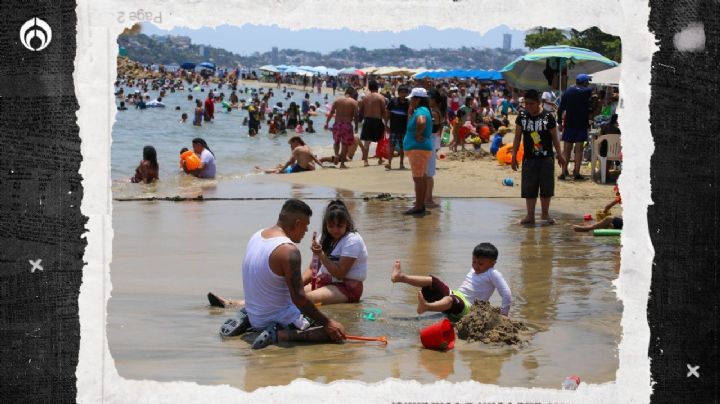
[500,45,618,91]
[338,67,365,76]
[276,64,289,71]
[326,68,339,76]
[360,66,378,75]
[589,65,621,86]
[258,65,280,73]
[199,62,216,70]
[180,62,196,70]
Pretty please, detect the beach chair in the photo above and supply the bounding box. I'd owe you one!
[592,134,621,183]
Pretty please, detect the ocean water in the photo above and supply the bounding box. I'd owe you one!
[111,83,339,199]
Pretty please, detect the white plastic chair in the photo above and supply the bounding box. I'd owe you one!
[593,134,621,183]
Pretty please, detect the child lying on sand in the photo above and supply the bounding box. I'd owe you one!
[573,185,623,232]
[391,242,512,322]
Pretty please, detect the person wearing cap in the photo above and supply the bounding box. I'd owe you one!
[402,87,434,215]
[557,73,594,180]
[511,89,565,225]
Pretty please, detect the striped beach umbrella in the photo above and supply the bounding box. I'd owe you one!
[500,45,618,91]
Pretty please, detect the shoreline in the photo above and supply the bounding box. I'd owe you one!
[262,144,621,218]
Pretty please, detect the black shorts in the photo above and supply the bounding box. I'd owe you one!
[611,216,623,229]
[360,117,384,142]
[521,156,555,199]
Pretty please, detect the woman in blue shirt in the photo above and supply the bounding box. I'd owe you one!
[402,88,434,215]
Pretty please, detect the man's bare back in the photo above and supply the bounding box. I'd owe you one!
[360,92,386,120]
[292,145,318,170]
[333,96,359,124]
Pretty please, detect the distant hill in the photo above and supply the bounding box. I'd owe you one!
[118,33,525,71]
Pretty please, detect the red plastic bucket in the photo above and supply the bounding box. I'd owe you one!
[420,318,455,351]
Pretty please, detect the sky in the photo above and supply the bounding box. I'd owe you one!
[139,23,527,55]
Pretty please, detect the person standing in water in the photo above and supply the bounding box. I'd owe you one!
[182,138,216,179]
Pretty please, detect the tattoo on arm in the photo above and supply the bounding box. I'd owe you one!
[289,249,303,292]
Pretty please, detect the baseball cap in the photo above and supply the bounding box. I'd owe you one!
[576,73,592,83]
[407,87,429,99]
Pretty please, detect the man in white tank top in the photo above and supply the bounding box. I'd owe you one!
[240,199,346,349]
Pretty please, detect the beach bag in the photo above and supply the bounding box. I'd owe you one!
[375,132,390,160]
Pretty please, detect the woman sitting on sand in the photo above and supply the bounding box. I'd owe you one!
[303,200,368,304]
[130,145,159,184]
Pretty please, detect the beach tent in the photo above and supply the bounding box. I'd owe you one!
[589,65,621,86]
[199,62,216,70]
[180,62,196,70]
[338,67,365,76]
[500,45,618,91]
[258,65,280,73]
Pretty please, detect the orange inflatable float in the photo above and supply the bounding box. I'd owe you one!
[180,150,201,170]
[496,143,524,165]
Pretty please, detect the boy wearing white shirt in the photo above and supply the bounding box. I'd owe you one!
[391,243,512,321]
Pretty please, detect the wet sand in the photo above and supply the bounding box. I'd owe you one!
[108,183,622,391]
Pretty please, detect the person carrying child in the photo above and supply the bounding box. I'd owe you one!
[391,242,512,321]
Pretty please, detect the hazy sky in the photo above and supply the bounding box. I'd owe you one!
[139,23,527,55]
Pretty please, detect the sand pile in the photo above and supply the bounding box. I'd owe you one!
[446,149,488,161]
[455,301,528,345]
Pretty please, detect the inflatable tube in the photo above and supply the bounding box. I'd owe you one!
[180,150,201,171]
[221,101,230,109]
[593,229,622,236]
[496,144,523,165]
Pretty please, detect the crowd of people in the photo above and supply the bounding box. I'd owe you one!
[118,66,623,350]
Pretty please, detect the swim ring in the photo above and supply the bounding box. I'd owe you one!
[180,150,201,171]
[495,143,524,165]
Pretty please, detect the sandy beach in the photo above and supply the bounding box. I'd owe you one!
[268,139,621,217]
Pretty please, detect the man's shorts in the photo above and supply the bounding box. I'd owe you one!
[332,121,355,146]
[521,156,555,198]
[611,216,624,229]
[360,117,384,142]
[405,149,432,178]
[561,127,589,143]
[315,273,364,303]
[389,132,404,150]
[421,275,465,318]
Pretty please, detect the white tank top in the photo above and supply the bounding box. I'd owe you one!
[242,229,301,329]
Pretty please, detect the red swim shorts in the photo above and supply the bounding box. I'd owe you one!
[332,121,355,146]
[315,273,364,303]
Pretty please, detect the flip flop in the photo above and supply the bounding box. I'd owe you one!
[251,322,279,349]
[403,207,427,216]
[219,308,250,338]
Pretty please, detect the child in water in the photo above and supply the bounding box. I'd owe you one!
[180,113,188,123]
[131,145,159,184]
[391,242,512,321]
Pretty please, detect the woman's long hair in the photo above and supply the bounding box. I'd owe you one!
[192,137,214,157]
[143,145,159,170]
[319,200,357,256]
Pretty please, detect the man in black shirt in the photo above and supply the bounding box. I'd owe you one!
[511,89,566,225]
[383,86,410,170]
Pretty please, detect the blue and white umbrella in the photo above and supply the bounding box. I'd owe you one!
[500,45,618,90]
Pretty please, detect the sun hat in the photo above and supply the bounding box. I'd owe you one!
[576,73,592,83]
[406,87,429,99]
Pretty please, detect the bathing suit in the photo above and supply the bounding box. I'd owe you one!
[315,273,364,303]
[332,121,355,146]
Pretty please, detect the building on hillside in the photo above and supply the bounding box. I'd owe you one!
[503,34,512,51]
[271,47,279,65]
